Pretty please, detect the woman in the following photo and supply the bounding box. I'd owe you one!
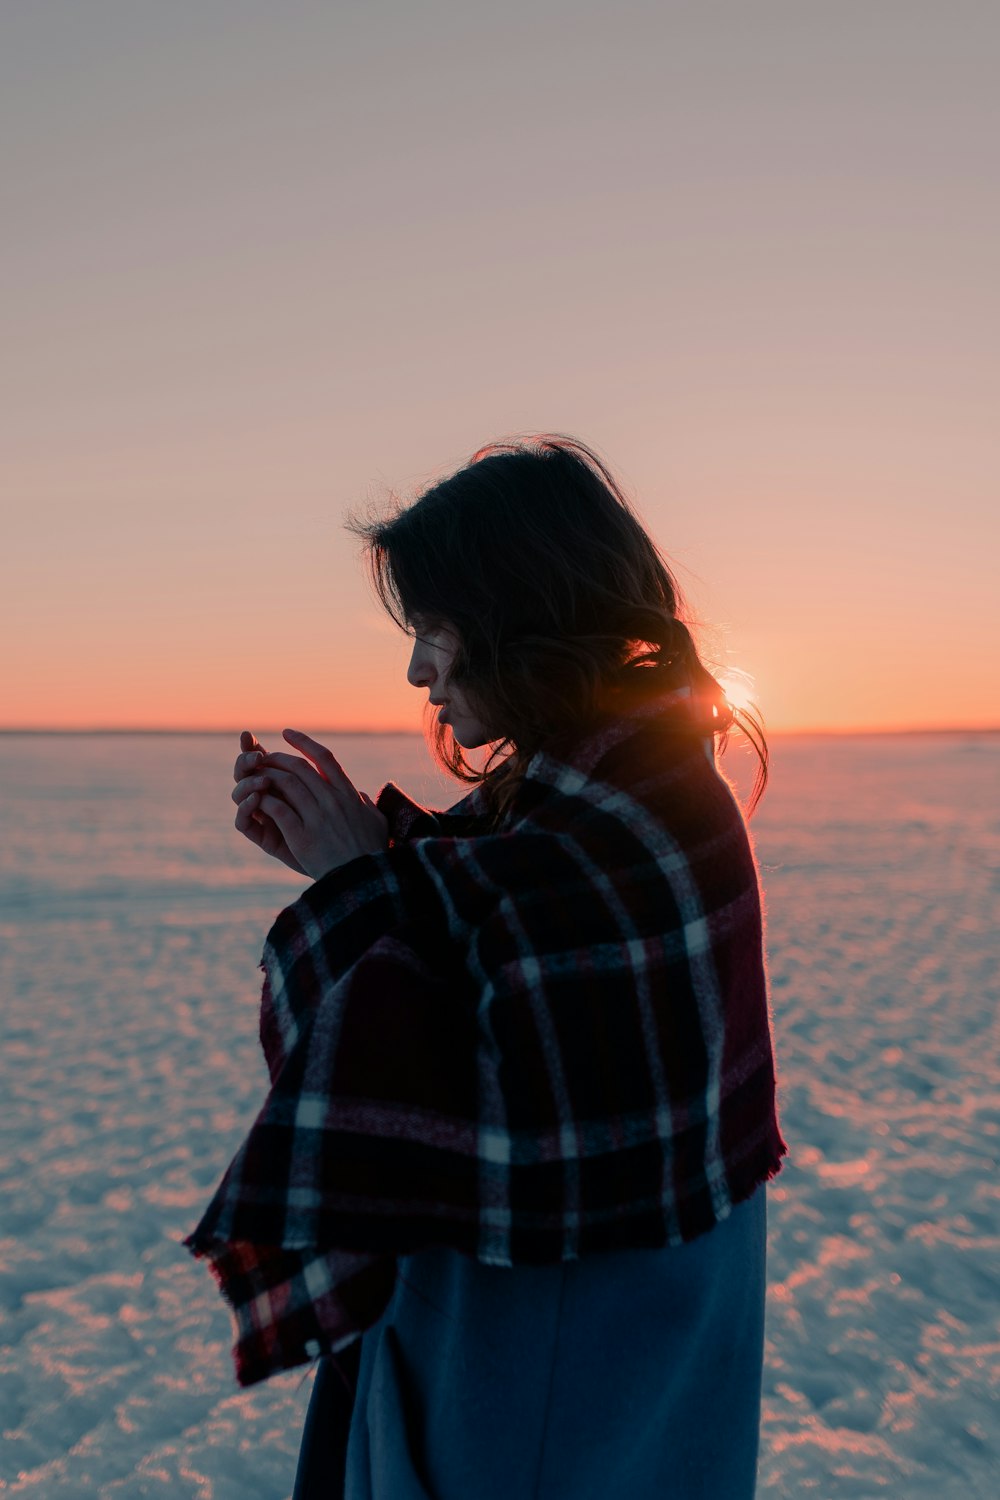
[185,435,787,1499]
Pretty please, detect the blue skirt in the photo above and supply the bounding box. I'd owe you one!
[294,1183,767,1500]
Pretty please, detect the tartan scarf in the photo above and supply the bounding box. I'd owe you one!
[184,688,787,1387]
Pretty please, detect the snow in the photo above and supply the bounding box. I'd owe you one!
[1,730,997,1497]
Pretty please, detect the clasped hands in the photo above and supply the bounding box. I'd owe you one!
[232,728,389,880]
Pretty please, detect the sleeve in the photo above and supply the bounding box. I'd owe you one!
[374,778,490,845]
[182,834,493,1386]
[263,780,490,1096]
[220,821,643,1252]
[191,825,547,1245]
[257,848,410,1084]
[257,825,517,1087]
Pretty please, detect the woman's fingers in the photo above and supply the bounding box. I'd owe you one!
[253,756,326,813]
[282,728,338,773]
[232,729,386,881]
[232,775,266,806]
[258,750,326,781]
[282,729,356,793]
[237,732,354,804]
[235,731,266,783]
[234,790,308,873]
[256,790,305,839]
[235,790,267,838]
[232,764,319,811]
[232,731,311,876]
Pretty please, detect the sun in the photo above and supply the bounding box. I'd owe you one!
[717,669,758,714]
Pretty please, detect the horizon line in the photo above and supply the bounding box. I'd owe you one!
[1,724,998,739]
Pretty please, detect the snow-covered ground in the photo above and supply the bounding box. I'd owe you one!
[1,730,997,1497]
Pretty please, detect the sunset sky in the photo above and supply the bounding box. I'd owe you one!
[4,1,998,733]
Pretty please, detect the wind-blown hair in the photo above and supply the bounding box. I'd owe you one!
[343,434,768,827]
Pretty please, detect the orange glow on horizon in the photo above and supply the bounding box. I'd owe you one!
[2,630,998,737]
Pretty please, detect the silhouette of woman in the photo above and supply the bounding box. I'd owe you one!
[198,434,785,1499]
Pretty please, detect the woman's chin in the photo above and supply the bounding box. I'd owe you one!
[449,718,491,750]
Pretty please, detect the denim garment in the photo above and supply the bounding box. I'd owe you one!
[293,1183,767,1500]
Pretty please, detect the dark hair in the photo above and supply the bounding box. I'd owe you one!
[343,434,768,825]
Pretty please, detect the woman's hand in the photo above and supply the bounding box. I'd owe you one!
[232,729,390,881]
[233,731,309,875]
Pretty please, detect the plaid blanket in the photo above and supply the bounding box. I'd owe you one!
[184,689,787,1386]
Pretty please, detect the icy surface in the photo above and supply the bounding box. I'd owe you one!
[1,731,997,1497]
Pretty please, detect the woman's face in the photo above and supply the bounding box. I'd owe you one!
[405,618,496,748]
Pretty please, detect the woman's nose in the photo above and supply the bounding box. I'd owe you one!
[406,640,434,689]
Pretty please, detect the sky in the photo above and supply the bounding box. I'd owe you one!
[4,0,998,733]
